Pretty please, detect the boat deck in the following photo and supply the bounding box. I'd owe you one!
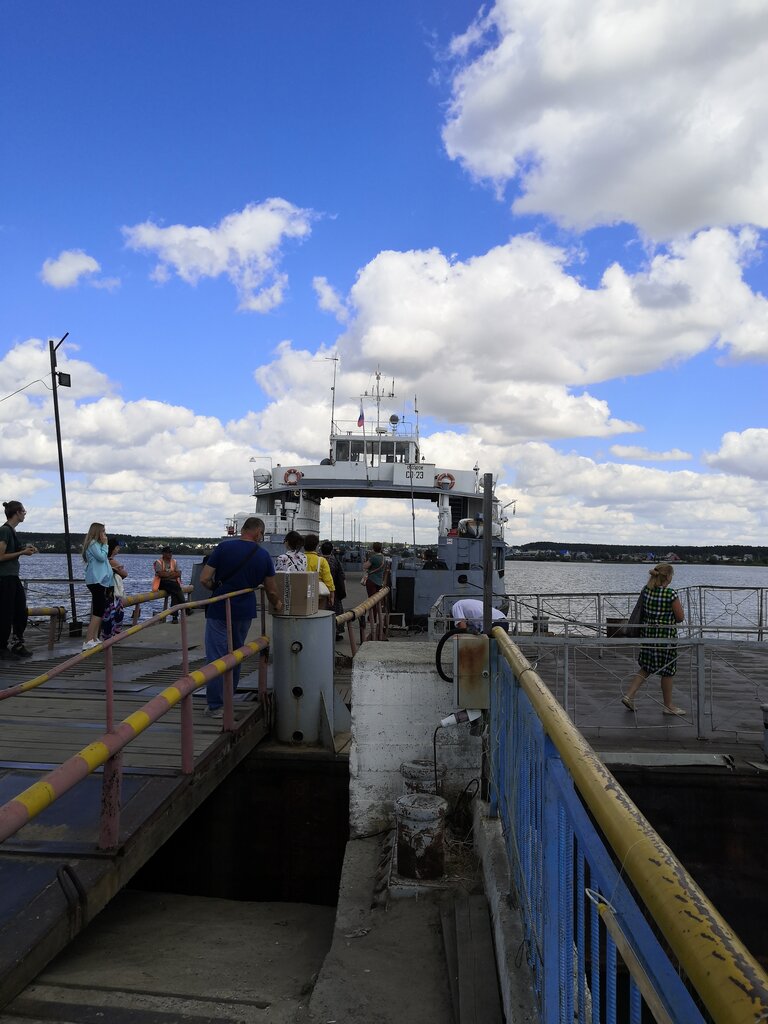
[510,634,768,763]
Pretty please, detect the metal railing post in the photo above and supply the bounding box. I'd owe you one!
[347,618,358,655]
[99,645,121,850]
[542,743,562,1023]
[695,640,707,740]
[563,642,570,717]
[179,609,194,774]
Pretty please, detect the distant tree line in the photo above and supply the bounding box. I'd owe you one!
[513,542,768,565]
[18,532,219,555]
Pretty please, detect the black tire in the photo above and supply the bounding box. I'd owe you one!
[435,627,463,682]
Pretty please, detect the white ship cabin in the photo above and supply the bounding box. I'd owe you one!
[228,416,502,543]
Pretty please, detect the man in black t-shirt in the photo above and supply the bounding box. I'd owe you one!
[0,500,37,659]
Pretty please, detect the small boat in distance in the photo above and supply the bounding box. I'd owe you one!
[229,371,509,626]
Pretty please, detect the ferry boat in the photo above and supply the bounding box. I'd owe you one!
[228,371,510,627]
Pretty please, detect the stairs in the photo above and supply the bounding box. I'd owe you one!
[441,894,504,1023]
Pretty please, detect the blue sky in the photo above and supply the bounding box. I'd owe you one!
[2,0,768,545]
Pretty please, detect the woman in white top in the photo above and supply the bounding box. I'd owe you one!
[274,531,307,573]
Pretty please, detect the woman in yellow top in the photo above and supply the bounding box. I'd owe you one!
[303,534,335,609]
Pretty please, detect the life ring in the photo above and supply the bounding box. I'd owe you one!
[435,472,455,490]
[283,468,303,486]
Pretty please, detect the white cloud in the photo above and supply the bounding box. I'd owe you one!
[123,199,314,312]
[5,338,768,545]
[40,250,101,289]
[610,445,692,462]
[704,429,768,479]
[313,276,349,322]
[327,230,768,440]
[443,0,768,237]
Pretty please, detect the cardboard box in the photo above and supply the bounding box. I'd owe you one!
[274,571,319,616]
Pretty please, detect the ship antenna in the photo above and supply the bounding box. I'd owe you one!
[414,394,420,461]
[324,355,339,460]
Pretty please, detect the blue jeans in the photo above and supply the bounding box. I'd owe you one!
[204,616,252,709]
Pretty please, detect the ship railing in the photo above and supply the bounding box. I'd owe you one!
[0,587,270,852]
[335,587,390,652]
[497,633,768,743]
[488,628,768,1024]
[506,585,768,641]
[21,579,195,632]
[123,585,194,624]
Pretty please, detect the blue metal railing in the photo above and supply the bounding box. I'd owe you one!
[488,629,768,1024]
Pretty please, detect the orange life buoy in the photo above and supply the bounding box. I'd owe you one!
[283,468,303,486]
[435,472,455,490]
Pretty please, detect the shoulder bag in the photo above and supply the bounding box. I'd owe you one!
[624,593,644,637]
[204,544,260,592]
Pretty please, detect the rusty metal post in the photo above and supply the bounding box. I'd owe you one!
[179,609,194,774]
[347,618,358,655]
[99,645,121,850]
[99,753,122,850]
[105,644,114,731]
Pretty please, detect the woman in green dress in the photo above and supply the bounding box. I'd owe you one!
[622,562,686,716]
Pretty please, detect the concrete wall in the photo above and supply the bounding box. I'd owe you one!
[349,640,482,834]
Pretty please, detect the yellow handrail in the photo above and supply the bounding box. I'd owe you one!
[492,626,768,1024]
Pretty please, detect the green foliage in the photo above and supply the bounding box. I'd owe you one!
[18,532,219,554]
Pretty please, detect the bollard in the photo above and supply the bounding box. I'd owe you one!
[395,793,447,880]
[271,611,334,744]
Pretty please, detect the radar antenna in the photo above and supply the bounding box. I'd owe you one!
[363,366,396,433]
[324,355,339,460]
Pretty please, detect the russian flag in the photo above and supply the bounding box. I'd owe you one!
[357,403,365,428]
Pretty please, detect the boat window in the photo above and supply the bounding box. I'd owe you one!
[395,442,410,463]
[335,440,350,462]
[381,441,395,463]
[351,440,365,462]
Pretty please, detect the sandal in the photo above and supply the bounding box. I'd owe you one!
[621,696,635,711]
[663,705,685,716]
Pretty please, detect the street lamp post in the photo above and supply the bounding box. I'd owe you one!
[49,333,82,636]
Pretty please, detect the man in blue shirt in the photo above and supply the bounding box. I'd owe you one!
[199,517,283,716]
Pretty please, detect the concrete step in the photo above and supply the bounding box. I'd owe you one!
[0,892,335,1024]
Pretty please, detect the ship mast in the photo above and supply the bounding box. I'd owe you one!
[325,355,339,460]
[363,367,395,433]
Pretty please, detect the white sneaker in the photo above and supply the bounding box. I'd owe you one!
[82,639,100,651]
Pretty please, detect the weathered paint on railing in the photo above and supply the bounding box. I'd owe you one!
[0,588,254,702]
[336,586,390,652]
[25,606,66,649]
[490,626,768,1024]
[124,585,194,624]
[0,634,269,846]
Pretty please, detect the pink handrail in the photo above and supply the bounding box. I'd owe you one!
[0,587,271,852]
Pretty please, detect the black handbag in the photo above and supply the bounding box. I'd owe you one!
[623,593,644,637]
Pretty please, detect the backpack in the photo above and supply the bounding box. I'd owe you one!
[100,597,125,639]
